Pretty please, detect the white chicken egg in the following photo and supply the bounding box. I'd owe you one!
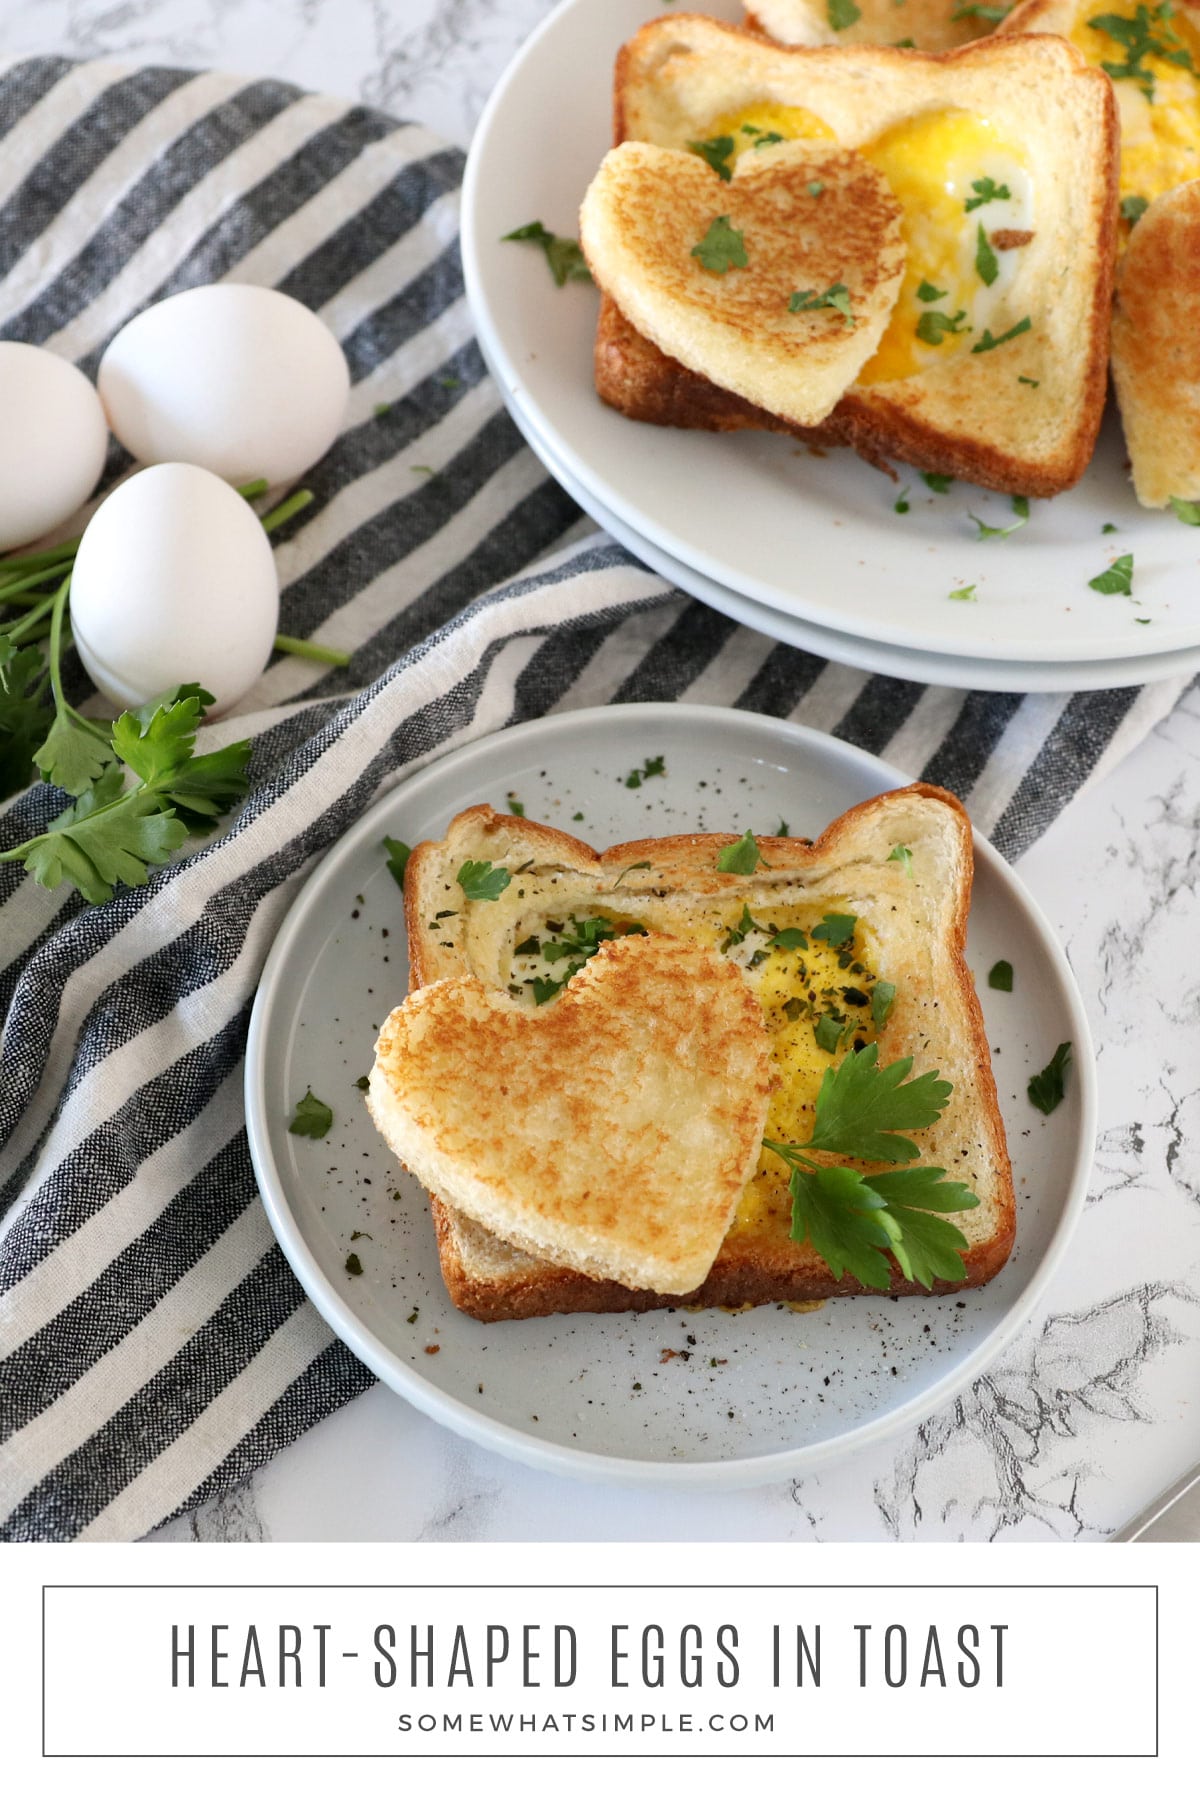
[97,284,350,486]
[70,463,279,715]
[0,342,109,551]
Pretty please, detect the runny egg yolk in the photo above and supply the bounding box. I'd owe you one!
[693,103,1030,386]
[1068,0,1200,228]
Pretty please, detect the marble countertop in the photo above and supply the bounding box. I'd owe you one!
[12,0,1196,1544]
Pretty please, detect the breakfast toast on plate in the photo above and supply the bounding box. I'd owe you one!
[1111,179,1200,507]
[593,17,1118,495]
[745,0,996,54]
[367,786,1016,1322]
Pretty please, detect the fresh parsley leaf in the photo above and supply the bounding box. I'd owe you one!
[786,1162,896,1289]
[865,1167,977,1285]
[531,974,568,1005]
[949,583,977,601]
[1017,374,1040,388]
[290,1088,333,1138]
[916,279,947,302]
[806,1043,952,1164]
[688,135,736,182]
[894,485,911,514]
[771,927,809,951]
[964,176,1013,212]
[1012,495,1030,520]
[975,224,999,287]
[872,980,896,1027]
[916,308,968,345]
[0,637,51,803]
[20,774,186,905]
[812,910,857,945]
[1121,193,1149,225]
[507,793,525,816]
[345,1252,363,1276]
[788,283,855,324]
[383,836,410,889]
[1028,1041,1072,1115]
[716,830,761,874]
[692,214,748,274]
[988,958,1014,991]
[888,843,913,875]
[827,0,862,27]
[612,860,652,887]
[969,508,1026,541]
[457,858,512,902]
[972,316,1032,353]
[922,471,954,493]
[502,221,592,286]
[814,1011,845,1053]
[626,754,666,788]
[1102,521,1118,533]
[1088,553,1134,595]
[1170,496,1200,524]
[755,131,785,148]
[806,179,824,195]
[33,712,114,797]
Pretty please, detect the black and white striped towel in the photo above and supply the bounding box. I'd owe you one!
[0,58,1190,1541]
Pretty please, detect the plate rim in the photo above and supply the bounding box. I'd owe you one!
[245,701,1097,1490]
[460,0,1200,669]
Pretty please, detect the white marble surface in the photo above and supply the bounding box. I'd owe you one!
[12,0,1195,1543]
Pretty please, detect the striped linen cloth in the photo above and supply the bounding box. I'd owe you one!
[0,57,1189,1542]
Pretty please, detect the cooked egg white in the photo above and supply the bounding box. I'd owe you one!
[508,901,884,1243]
[695,102,1034,385]
[1068,0,1200,226]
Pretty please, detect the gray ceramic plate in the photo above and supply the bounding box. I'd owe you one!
[245,704,1095,1488]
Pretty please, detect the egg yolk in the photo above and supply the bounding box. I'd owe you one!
[693,103,1030,385]
[1069,0,1200,228]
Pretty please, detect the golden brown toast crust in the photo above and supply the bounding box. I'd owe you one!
[403,786,1016,1321]
[599,17,1119,495]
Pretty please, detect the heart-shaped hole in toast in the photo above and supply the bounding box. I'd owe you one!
[368,933,775,1295]
[580,138,905,426]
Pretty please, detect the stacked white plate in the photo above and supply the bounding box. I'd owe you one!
[461,0,1200,694]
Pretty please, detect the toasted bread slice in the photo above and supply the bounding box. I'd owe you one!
[1110,180,1200,508]
[597,17,1118,494]
[367,934,775,1294]
[579,139,905,427]
[379,786,1015,1322]
[746,0,995,54]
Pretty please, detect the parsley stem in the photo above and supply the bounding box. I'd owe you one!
[236,478,270,501]
[273,633,350,666]
[4,592,59,644]
[44,575,111,746]
[0,559,75,604]
[260,488,314,535]
[0,539,82,574]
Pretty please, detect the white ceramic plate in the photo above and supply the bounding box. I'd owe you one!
[245,704,1095,1489]
[461,0,1200,672]
[502,362,1200,694]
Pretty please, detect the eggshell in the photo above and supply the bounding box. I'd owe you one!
[97,284,350,485]
[70,463,280,715]
[0,342,109,551]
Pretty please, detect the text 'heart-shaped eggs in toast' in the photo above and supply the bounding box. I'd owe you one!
[580,138,905,426]
[367,933,775,1295]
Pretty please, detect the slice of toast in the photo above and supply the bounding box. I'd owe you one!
[374,786,1015,1322]
[746,0,996,54]
[1110,179,1200,508]
[595,17,1118,495]
[579,139,905,427]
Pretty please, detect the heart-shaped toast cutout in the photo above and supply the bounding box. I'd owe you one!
[580,138,905,426]
[367,933,775,1295]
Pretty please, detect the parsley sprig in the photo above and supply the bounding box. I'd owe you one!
[763,1044,979,1289]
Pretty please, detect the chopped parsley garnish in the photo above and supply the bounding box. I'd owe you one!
[1088,5,1194,103]
[382,835,410,889]
[770,926,809,951]
[949,583,978,602]
[1102,521,1118,533]
[612,860,652,887]
[814,1011,845,1053]
[528,914,646,1003]
[988,959,1014,991]
[1017,375,1040,388]
[456,858,512,901]
[507,793,525,816]
[807,179,825,196]
[764,1045,978,1289]
[1028,1041,1071,1115]
[975,224,1000,287]
[828,0,862,28]
[1012,495,1030,520]
[916,279,947,302]
[789,283,855,324]
[872,980,897,1027]
[1170,496,1200,524]
[964,176,1013,212]
[502,221,592,286]
[972,316,1032,353]
[716,829,761,874]
[755,132,786,149]
[289,1088,333,1139]
[812,910,857,946]
[1121,194,1150,225]
[692,215,748,273]
[688,134,736,182]
[373,401,391,418]
[894,485,911,514]
[916,308,968,345]
[1088,553,1134,595]
[722,902,768,952]
[922,471,954,493]
[888,843,913,875]
[625,753,666,788]
[969,508,1026,541]
[354,1074,370,1091]
[778,821,790,837]
[344,1252,363,1277]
